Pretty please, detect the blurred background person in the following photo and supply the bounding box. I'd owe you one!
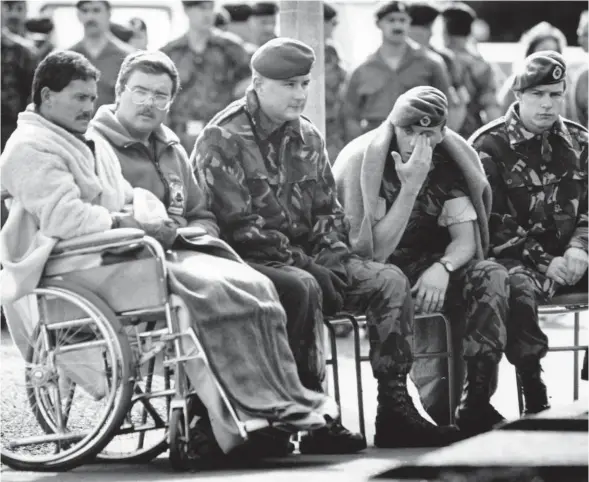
[323,1,347,164]
[2,0,28,38]
[568,11,588,126]
[161,0,251,152]
[497,21,568,115]
[214,6,231,32]
[24,15,55,59]
[128,17,148,50]
[248,2,278,48]
[224,3,254,44]
[343,0,451,141]
[440,2,501,138]
[68,1,135,111]
[110,21,133,43]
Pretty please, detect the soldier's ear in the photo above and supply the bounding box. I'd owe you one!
[40,86,52,106]
[514,90,523,102]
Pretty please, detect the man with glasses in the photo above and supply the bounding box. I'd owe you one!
[343,0,451,142]
[161,0,251,153]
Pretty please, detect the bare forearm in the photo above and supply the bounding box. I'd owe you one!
[442,234,476,269]
[373,187,419,263]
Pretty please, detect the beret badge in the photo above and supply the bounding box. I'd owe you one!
[552,66,563,80]
[420,116,431,127]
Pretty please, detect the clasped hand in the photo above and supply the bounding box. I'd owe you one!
[411,262,450,314]
[546,248,588,286]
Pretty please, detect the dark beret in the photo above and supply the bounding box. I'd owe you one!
[224,3,253,22]
[76,0,111,9]
[251,2,279,16]
[442,3,476,37]
[252,37,316,80]
[324,2,337,21]
[182,1,214,8]
[511,51,567,92]
[407,1,440,27]
[25,16,55,35]
[388,86,448,127]
[375,1,409,21]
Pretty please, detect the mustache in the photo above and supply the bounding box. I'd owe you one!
[137,108,154,117]
[391,28,405,34]
[84,20,98,28]
[76,113,92,121]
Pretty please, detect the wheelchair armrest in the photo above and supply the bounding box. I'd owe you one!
[548,292,588,307]
[52,228,146,255]
[176,226,207,239]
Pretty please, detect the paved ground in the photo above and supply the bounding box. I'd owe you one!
[1,311,587,481]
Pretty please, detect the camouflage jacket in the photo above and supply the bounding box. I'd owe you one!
[161,29,251,151]
[470,103,588,273]
[325,40,346,121]
[450,45,499,138]
[192,89,352,272]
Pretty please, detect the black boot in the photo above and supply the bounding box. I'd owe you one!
[455,357,506,436]
[517,359,550,416]
[374,375,461,448]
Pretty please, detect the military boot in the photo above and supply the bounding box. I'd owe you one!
[455,357,506,436]
[374,374,461,448]
[517,359,550,416]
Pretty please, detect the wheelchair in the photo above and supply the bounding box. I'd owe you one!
[0,228,303,472]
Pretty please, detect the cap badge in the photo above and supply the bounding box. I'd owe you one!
[552,66,563,80]
[420,116,431,127]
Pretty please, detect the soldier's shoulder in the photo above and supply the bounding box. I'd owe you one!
[563,118,589,144]
[299,115,325,147]
[210,29,247,51]
[206,99,249,132]
[2,30,37,53]
[468,117,508,147]
[161,34,188,54]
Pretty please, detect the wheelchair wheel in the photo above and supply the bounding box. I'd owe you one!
[96,356,171,464]
[1,280,134,472]
[168,406,192,471]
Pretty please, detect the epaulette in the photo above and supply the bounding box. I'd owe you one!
[467,116,507,144]
[563,118,589,134]
[208,99,247,126]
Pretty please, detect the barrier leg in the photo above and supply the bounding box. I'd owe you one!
[574,312,580,401]
[323,319,341,408]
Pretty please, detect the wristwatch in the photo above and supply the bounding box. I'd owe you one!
[438,258,455,273]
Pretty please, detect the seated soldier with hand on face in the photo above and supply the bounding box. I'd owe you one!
[470,51,588,418]
[333,86,510,437]
[194,37,462,450]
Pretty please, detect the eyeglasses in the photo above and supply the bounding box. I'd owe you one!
[125,86,172,110]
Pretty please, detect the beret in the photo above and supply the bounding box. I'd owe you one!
[76,0,110,8]
[251,2,279,16]
[376,1,409,21]
[407,2,440,27]
[511,51,567,92]
[252,37,316,80]
[182,1,214,8]
[388,86,448,127]
[324,2,337,21]
[224,3,253,22]
[25,16,55,35]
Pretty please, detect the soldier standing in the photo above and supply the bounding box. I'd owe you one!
[248,2,278,48]
[440,3,501,138]
[69,1,135,111]
[162,0,251,153]
[343,0,451,142]
[470,52,588,416]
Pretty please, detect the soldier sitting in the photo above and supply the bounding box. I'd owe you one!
[333,86,510,438]
[470,51,588,416]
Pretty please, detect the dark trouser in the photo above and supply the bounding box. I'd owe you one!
[498,259,588,366]
[249,263,325,391]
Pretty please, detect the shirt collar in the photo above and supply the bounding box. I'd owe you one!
[245,88,306,143]
[505,102,574,147]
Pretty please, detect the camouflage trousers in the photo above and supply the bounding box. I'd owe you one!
[494,258,588,365]
[394,256,510,364]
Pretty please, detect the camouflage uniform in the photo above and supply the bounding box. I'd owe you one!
[449,45,499,139]
[161,30,251,153]
[324,40,346,163]
[470,103,588,365]
[380,143,509,364]
[1,29,37,150]
[193,89,415,389]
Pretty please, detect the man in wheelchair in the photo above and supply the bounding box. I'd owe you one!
[0,50,340,469]
[470,51,588,419]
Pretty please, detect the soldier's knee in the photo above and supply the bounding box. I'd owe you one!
[289,268,322,302]
[378,265,411,298]
[470,260,510,295]
[508,270,536,296]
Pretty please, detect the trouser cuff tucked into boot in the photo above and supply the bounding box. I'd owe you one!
[374,374,460,448]
[455,356,506,437]
[516,358,550,416]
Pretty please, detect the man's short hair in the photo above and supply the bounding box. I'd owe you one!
[115,51,180,99]
[76,1,111,10]
[32,50,100,108]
